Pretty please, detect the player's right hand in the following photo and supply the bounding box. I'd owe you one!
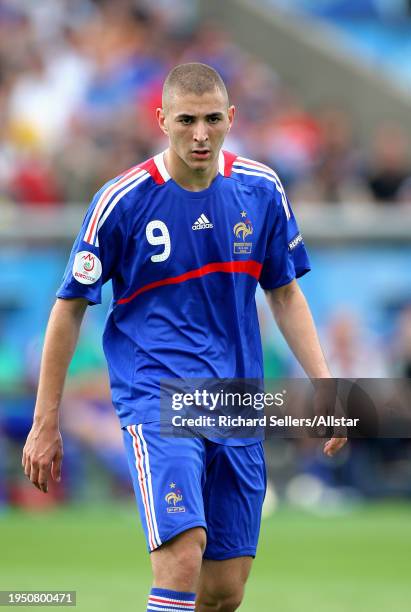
[22,422,63,494]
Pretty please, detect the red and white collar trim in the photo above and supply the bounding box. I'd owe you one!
[150,149,238,182]
[218,150,225,175]
[153,151,171,182]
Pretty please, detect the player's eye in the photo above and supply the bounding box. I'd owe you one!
[179,117,193,125]
[208,116,221,124]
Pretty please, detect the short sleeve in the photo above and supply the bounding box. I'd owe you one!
[259,192,311,290]
[56,187,122,305]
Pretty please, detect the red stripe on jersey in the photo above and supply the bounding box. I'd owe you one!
[139,157,166,185]
[117,260,262,305]
[85,165,144,243]
[222,150,238,177]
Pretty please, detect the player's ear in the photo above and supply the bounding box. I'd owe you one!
[227,105,235,132]
[156,107,168,135]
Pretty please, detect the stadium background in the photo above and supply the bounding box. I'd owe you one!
[0,0,411,610]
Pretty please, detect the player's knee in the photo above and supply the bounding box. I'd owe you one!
[173,545,203,583]
[217,590,243,611]
[153,551,200,591]
[199,586,244,611]
[219,592,243,611]
[152,527,206,590]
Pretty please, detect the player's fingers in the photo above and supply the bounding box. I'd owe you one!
[335,437,347,450]
[37,462,51,494]
[324,439,338,455]
[24,455,32,479]
[21,449,26,468]
[51,454,63,483]
[29,461,41,489]
[324,437,346,456]
[323,437,347,457]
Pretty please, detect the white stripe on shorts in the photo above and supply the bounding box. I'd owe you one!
[127,425,161,550]
[135,424,162,548]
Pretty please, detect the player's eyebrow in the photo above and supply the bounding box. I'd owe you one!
[175,112,224,119]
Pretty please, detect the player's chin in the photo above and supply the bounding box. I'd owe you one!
[188,153,215,169]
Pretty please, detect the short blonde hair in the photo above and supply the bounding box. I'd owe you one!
[162,62,228,109]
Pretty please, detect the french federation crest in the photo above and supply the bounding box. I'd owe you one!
[233,211,253,254]
[165,482,185,513]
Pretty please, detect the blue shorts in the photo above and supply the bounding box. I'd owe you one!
[122,422,267,560]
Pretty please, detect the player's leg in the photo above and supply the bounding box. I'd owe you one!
[197,441,267,610]
[151,526,206,589]
[146,527,206,612]
[196,557,253,611]
[122,422,207,611]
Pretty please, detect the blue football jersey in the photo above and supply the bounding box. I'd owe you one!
[57,150,311,432]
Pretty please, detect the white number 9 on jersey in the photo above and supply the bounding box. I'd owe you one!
[145,220,171,262]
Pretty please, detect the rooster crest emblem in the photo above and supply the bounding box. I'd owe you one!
[233,213,253,254]
[165,482,185,512]
[165,491,183,506]
[233,221,253,241]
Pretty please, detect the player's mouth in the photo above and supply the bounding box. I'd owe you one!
[191,149,211,160]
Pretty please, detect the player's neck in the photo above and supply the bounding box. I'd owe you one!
[164,149,219,192]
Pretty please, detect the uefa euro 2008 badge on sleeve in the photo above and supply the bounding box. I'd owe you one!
[72,251,102,285]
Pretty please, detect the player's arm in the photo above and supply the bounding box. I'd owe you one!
[22,297,88,493]
[265,279,328,377]
[264,279,347,456]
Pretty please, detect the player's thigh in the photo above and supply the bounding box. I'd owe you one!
[122,422,207,553]
[197,557,253,609]
[203,441,267,560]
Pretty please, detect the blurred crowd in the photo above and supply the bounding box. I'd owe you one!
[1,0,411,208]
[265,0,411,19]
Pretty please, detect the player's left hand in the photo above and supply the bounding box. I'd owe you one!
[323,436,347,457]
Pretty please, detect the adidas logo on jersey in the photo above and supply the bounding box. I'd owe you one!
[192,214,214,230]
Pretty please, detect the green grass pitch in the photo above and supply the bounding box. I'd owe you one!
[0,502,410,611]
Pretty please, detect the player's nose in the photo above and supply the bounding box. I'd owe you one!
[193,121,209,143]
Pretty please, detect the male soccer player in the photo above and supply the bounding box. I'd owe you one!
[22,63,346,611]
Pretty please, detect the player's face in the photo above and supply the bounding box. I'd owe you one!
[157,89,235,174]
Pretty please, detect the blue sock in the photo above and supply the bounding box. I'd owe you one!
[147,587,196,611]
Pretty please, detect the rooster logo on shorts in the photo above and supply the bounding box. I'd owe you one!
[165,483,185,513]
